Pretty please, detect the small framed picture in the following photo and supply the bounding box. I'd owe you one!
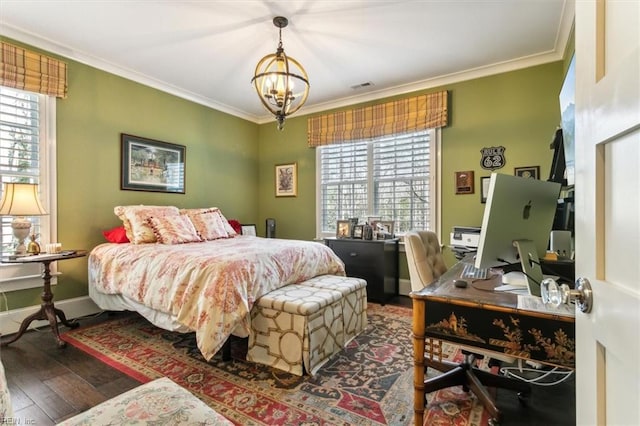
[366,216,381,225]
[455,170,474,194]
[481,176,491,203]
[514,166,540,179]
[336,220,351,239]
[275,162,297,197]
[352,225,364,239]
[376,220,395,238]
[241,224,257,236]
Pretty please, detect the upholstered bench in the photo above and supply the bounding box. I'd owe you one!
[295,274,367,344]
[248,275,368,376]
[56,377,232,426]
[248,284,346,376]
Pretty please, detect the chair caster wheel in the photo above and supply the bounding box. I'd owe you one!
[517,391,530,405]
[488,418,500,426]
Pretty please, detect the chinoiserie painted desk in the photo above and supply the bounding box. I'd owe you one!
[1,250,86,348]
[409,260,575,426]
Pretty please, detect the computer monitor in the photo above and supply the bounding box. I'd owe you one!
[475,173,562,296]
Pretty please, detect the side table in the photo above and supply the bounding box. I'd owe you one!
[1,250,87,348]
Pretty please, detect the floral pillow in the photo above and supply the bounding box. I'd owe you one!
[148,215,202,244]
[179,207,237,237]
[114,205,180,244]
[188,211,229,240]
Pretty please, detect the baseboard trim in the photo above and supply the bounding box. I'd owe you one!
[399,278,411,296]
[0,296,102,336]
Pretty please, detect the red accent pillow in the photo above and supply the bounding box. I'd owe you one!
[227,219,242,235]
[102,226,130,243]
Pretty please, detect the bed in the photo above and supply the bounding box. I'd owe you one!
[88,205,346,361]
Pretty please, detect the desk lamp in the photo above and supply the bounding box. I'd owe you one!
[0,182,47,255]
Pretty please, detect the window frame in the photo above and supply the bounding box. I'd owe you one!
[0,88,57,291]
[315,128,441,240]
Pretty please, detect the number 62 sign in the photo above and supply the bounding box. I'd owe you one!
[480,146,505,170]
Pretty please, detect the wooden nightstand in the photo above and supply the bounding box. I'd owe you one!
[1,250,87,348]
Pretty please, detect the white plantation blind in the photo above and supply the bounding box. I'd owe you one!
[0,86,56,292]
[319,141,369,228]
[373,132,431,232]
[0,87,43,253]
[318,129,436,236]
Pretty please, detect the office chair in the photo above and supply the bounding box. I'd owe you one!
[404,230,530,424]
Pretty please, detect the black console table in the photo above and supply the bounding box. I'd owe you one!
[325,238,398,304]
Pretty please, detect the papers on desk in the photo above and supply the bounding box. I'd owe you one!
[517,295,575,317]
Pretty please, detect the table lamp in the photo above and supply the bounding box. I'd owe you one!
[0,182,48,255]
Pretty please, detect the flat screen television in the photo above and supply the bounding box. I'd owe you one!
[475,173,562,296]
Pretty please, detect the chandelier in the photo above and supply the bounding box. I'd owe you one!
[251,16,310,130]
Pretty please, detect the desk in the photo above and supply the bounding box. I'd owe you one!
[410,260,575,426]
[1,250,86,348]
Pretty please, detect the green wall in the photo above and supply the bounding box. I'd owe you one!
[4,36,565,309]
[257,62,564,268]
[3,38,259,309]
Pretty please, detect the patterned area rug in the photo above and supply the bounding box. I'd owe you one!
[61,303,490,425]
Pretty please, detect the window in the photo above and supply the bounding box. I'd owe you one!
[317,129,438,237]
[1,86,56,290]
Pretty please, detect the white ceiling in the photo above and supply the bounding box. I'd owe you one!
[0,0,573,125]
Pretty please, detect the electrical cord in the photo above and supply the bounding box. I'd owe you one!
[500,364,574,386]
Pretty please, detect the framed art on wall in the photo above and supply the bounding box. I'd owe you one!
[481,176,491,203]
[121,134,185,193]
[275,162,297,197]
[455,170,474,194]
[514,166,540,179]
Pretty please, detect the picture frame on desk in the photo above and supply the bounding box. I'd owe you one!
[352,225,364,239]
[241,224,257,236]
[336,220,351,238]
[376,220,395,239]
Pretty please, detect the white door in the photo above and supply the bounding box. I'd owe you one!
[574,1,640,425]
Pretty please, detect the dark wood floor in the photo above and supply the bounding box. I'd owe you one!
[1,296,574,425]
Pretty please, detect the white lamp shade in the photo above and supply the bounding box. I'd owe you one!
[0,183,47,216]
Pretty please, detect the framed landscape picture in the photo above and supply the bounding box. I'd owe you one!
[121,134,185,193]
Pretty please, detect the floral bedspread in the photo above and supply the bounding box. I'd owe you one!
[88,237,345,360]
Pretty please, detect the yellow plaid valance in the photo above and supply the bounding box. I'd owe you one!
[0,41,67,98]
[307,91,448,147]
